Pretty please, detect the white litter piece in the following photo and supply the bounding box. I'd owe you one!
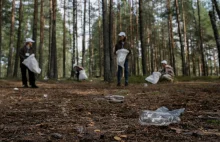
[14,88,19,91]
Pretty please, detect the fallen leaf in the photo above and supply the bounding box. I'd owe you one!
[94,129,101,133]
[119,135,127,138]
[114,136,122,141]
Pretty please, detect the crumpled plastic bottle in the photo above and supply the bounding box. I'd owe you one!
[139,106,185,126]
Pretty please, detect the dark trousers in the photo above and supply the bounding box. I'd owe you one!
[20,64,35,86]
[117,59,129,84]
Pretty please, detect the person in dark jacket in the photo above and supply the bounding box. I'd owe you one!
[19,38,38,88]
[114,32,131,86]
[73,65,84,81]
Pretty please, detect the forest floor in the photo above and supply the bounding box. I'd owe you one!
[0,79,220,142]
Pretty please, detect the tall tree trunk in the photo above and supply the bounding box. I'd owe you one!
[0,0,2,77]
[39,0,44,78]
[32,0,38,55]
[71,0,76,77]
[175,0,186,76]
[209,11,220,74]
[99,0,102,77]
[102,0,111,81]
[48,0,53,77]
[136,0,139,75]
[129,0,135,75]
[13,0,23,77]
[82,0,86,67]
[197,0,206,76]
[181,0,189,75]
[7,0,15,77]
[109,0,114,81]
[63,0,66,78]
[50,0,58,79]
[212,0,220,20]
[117,0,122,31]
[139,0,147,75]
[76,1,79,65]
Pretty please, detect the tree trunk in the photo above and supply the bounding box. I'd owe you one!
[212,0,220,20]
[71,0,77,77]
[99,0,102,77]
[63,0,66,78]
[47,0,53,77]
[175,0,186,76]
[50,0,58,79]
[209,11,220,74]
[109,0,114,81]
[102,0,111,81]
[181,0,189,76]
[197,0,206,76]
[39,0,44,78]
[139,0,147,75]
[32,0,38,55]
[82,0,86,67]
[7,0,15,77]
[13,0,23,77]
[0,0,2,77]
[136,0,139,75]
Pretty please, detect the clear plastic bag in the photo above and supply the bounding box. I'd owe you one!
[139,107,185,126]
[105,95,124,103]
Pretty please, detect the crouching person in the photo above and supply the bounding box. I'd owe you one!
[159,60,174,82]
[73,65,87,81]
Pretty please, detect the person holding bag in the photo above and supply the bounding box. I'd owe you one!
[114,32,131,86]
[19,38,38,88]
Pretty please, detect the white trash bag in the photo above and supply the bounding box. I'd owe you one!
[79,70,88,80]
[116,49,129,68]
[145,72,161,84]
[22,54,41,74]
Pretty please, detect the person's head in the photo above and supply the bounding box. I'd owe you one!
[118,32,126,42]
[25,38,35,47]
[161,60,167,68]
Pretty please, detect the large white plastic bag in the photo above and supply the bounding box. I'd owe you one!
[22,54,41,74]
[116,49,129,68]
[79,70,88,80]
[145,72,161,84]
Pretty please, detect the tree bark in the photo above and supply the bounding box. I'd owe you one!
[139,0,147,75]
[71,0,77,77]
[109,0,114,81]
[175,0,186,76]
[0,0,2,77]
[63,0,66,78]
[102,0,111,81]
[98,0,102,77]
[50,0,58,79]
[13,0,23,77]
[82,0,87,67]
[209,11,220,74]
[47,0,53,77]
[212,0,220,20]
[197,0,206,76]
[39,0,44,78]
[7,0,15,77]
[32,0,38,55]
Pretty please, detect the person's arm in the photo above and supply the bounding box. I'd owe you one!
[114,44,118,55]
[19,47,25,60]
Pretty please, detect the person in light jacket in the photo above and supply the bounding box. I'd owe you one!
[159,60,174,82]
[19,38,38,88]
